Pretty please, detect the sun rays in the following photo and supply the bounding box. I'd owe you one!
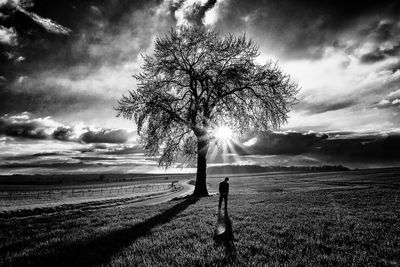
[214,126,233,141]
[207,125,252,165]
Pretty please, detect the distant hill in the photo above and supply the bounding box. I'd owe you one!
[207,164,350,174]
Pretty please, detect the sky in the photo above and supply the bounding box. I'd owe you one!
[1,0,400,174]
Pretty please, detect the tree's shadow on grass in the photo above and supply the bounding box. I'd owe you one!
[213,210,237,263]
[13,197,199,267]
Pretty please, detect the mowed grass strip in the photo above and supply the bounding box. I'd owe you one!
[1,187,400,266]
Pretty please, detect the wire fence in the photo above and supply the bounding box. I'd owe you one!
[0,181,179,200]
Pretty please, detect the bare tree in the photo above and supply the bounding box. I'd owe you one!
[116,26,298,196]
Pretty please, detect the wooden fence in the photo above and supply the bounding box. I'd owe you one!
[0,181,179,199]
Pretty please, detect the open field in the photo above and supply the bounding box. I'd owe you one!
[0,173,193,213]
[1,168,400,266]
[0,181,179,212]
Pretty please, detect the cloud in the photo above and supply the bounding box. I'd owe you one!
[281,40,400,131]
[0,0,170,121]
[15,56,24,62]
[375,96,400,109]
[0,0,34,8]
[0,112,131,143]
[1,0,71,35]
[81,129,129,143]
[378,99,390,106]
[388,88,400,97]
[299,99,356,115]
[238,131,328,155]
[212,0,400,60]
[235,130,400,168]
[203,0,227,25]
[15,6,71,35]
[0,25,17,45]
[314,131,400,166]
[359,20,400,64]
[169,0,218,27]
[0,75,7,83]
[0,112,64,139]
[1,0,400,135]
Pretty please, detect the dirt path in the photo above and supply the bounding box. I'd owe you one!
[121,180,194,207]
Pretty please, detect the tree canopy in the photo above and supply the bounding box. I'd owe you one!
[117,26,298,195]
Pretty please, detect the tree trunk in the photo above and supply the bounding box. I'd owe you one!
[193,135,209,196]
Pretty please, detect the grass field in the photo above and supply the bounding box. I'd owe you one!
[1,168,400,266]
[0,182,176,212]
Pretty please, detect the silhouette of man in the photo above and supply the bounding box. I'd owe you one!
[219,177,229,211]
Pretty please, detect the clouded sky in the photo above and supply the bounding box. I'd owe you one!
[1,0,400,173]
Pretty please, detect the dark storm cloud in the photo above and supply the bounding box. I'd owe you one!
[81,129,129,144]
[360,51,386,64]
[239,130,400,167]
[11,2,72,35]
[0,0,157,61]
[52,126,74,141]
[1,0,72,74]
[362,19,396,42]
[296,99,356,114]
[316,132,400,162]
[0,0,164,115]
[0,112,131,143]
[215,0,400,58]
[0,112,53,139]
[359,20,400,64]
[239,131,328,155]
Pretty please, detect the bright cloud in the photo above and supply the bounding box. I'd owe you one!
[0,25,17,45]
[0,112,133,143]
[14,5,71,35]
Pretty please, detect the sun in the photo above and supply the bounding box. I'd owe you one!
[214,126,233,140]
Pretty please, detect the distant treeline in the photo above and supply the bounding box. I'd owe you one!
[207,164,350,174]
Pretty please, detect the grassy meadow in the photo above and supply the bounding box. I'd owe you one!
[1,168,400,266]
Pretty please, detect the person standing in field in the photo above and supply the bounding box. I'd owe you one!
[219,177,229,212]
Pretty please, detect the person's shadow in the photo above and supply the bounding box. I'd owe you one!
[213,210,236,263]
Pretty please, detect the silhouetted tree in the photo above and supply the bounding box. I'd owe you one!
[116,26,298,196]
